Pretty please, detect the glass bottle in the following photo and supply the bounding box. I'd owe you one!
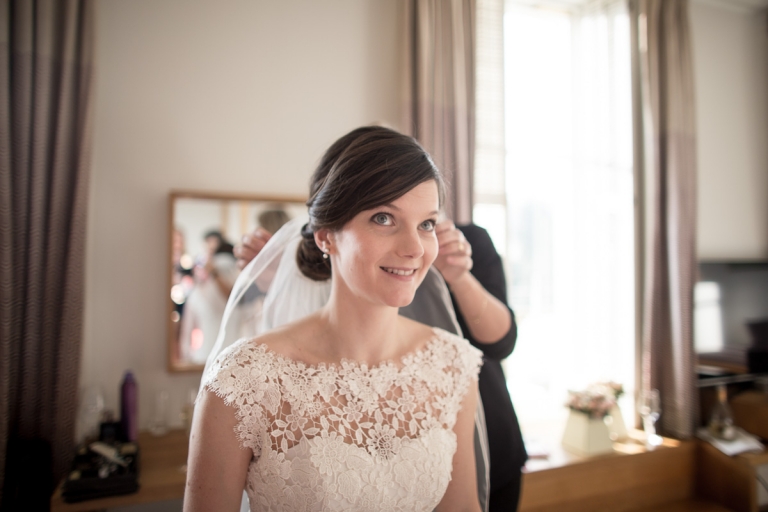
[120,371,138,442]
[708,384,736,441]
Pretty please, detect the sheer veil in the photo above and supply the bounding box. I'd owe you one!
[201,216,331,380]
[202,215,462,379]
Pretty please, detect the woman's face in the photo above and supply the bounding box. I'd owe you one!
[326,180,440,309]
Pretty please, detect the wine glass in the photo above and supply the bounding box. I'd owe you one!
[149,389,170,437]
[77,385,106,444]
[181,388,198,438]
[639,389,662,449]
[179,387,198,472]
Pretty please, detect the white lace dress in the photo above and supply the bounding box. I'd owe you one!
[202,327,483,512]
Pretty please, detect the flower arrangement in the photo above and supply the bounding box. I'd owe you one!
[565,381,624,419]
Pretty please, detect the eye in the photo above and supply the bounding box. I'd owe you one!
[372,213,393,226]
[420,219,437,232]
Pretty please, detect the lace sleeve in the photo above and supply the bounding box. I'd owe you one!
[200,339,278,458]
[456,335,484,388]
[432,329,483,430]
[454,332,483,401]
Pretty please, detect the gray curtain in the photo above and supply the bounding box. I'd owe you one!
[0,0,94,505]
[630,0,697,439]
[402,0,476,224]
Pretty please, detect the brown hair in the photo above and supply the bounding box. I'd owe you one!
[297,126,445,281]
[257,206,291,235]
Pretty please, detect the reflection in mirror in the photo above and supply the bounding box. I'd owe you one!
[168,191,306,372]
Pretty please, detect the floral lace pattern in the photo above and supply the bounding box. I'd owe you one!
[203,327,482,512]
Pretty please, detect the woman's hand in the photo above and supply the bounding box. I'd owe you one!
[434,221,512,344]
[433,220,473,286]
[234,227,272,269]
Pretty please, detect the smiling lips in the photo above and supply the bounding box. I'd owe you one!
[382,267,417,277]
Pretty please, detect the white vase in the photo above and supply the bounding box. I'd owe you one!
[606,404,629,441]
[561,410,614,456]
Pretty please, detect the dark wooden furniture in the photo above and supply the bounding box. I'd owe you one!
[50,429,188,512]
[697,438,768,512]
[520,430,735,512]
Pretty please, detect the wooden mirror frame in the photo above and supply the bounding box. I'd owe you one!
[167,190,306,373]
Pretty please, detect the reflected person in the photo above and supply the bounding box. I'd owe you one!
[179,232,240,364]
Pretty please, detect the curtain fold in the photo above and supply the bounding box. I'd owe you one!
[0,0,94,505]
[630,0,697,439]
[402,0,476,224]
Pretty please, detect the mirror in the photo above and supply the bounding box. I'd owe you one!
[167,190,306,372]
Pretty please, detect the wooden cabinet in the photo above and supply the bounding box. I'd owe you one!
[731,391,768,441]
[697,440,768,512]
[50,429,189,512]
[519,431,733,512]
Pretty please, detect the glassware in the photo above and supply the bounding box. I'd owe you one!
[180,387,198,439]
[639,388,662,449]
[77,385,105,444]
[149,389,170,436]
[179,388,198,473]
[708,384,736,441]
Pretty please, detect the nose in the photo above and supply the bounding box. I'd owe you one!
[396,226,425,259]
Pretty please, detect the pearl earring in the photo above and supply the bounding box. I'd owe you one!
[322,242,329,259]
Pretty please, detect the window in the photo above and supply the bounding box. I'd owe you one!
[475,0,636,435]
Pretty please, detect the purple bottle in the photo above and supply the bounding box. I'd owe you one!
[120,371,138,442]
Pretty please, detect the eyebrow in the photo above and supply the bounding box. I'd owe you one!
[380,203,440,217]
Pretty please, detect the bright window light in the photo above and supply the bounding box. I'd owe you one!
[493,0,636,436]
[694,281,724,353]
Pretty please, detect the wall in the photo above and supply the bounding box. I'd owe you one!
[81,0,768,432]
[692,0,768,260]
[82,0,403,430]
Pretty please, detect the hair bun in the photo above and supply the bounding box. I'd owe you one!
[296,223,331,281]
[296,126,443,282]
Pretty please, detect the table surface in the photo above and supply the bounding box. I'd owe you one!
[523,427,685,473]
[51,427,762,512]
[50,429,189,512]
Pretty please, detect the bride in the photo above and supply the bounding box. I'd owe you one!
[184,126,483,512]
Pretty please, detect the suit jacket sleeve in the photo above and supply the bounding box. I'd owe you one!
[455,224,518,361]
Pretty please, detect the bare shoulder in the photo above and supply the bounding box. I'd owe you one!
[402,317,484,368]
[245,311,324,361]
[397,314,462,343]
[396,315,439,351]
